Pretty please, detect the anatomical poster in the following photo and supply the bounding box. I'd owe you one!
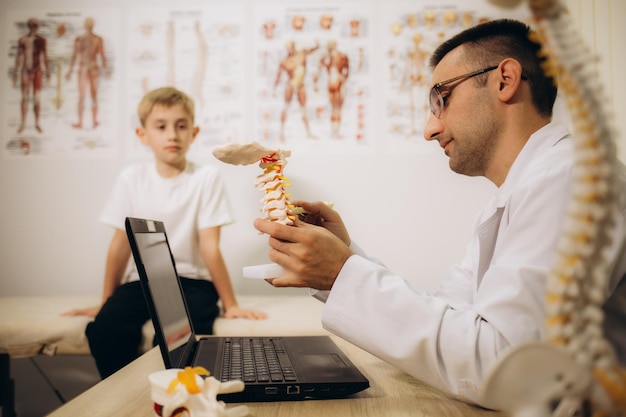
[381,1,530,153]
[3,8,119,158]
[126,6,245,160]
[253,4,373,153]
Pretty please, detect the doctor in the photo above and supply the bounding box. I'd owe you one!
[253,19,626,405]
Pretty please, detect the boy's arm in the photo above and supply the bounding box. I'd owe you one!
[100,229,131,303]
[199,226,266,320]
[63,229,130,317]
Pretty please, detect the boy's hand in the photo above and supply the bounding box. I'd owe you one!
[61,305,101,318]
[224,306,268,320]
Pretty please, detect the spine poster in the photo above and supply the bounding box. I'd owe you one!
[126,6,245,160]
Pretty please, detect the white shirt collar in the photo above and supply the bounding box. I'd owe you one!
[494,122,571,207]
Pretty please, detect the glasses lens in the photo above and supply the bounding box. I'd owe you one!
[429,87,442,117]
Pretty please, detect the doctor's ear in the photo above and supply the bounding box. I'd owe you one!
[496,58,525,101]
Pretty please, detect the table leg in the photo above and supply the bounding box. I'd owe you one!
[0,354,16,417]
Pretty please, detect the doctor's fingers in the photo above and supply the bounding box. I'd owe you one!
[267,237,344,288]
[265,274,309,288]
[266,238,318,276]
[264,247,315,287]
[265,264,331,290]
[268,235,307,259]
[293,200,343,225]
[254,217,299,241]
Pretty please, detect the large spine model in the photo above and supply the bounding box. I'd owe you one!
[482,1,626,416]
[532,0,626,411]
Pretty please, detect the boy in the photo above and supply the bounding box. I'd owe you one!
[65,87,266,378]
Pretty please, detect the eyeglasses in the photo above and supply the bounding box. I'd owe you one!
[429,65,499,118]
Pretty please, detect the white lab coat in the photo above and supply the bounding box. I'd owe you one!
[315,122,626,405]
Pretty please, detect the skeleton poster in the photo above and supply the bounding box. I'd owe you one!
[2,3,533,159]
[253,4,373,153]
[126,6,245,159]
[382,1,529,153]
[3,9,119,158]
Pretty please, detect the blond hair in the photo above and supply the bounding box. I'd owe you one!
[137,87,195,126]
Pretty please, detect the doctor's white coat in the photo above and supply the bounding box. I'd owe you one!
[315,123,626,405]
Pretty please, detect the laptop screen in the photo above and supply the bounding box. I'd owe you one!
[133,231,193,364]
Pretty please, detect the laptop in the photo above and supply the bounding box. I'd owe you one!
[125,217,369,402]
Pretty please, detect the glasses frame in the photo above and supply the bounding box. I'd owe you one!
[429,65,499,118]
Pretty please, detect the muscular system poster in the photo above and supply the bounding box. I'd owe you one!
[3,9,119,158]
[253,4,373,153]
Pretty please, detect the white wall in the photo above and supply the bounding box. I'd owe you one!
[0,0,624,298]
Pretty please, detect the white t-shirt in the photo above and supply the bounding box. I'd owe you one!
[99,161,234,283]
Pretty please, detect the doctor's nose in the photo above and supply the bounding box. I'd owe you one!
[423,112,443,142]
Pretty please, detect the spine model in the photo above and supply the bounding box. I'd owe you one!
[255,151,296,225]
[211,142,297,226]
[482,1,626,416]
[530,0,626,413]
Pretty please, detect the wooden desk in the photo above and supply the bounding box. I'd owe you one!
[47,337,506,417]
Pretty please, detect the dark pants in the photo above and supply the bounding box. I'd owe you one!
[86,278,219,379]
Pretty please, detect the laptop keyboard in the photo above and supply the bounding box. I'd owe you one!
[220,337,298,383]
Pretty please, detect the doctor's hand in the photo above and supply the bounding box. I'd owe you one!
[291,200,351,246]
[253,216,353,291]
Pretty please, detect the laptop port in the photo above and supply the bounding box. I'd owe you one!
[264,387,278,394]
[287,385,300,395]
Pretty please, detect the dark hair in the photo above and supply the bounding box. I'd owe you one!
[430,19,557,118]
